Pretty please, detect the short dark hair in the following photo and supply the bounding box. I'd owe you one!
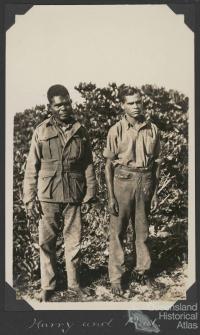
[47,84,70,103]
[119,86,141,103]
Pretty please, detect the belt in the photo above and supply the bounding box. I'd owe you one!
[116,165,152,173]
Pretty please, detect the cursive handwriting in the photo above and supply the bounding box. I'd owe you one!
[28,318,114,333]
[28,318,74,334]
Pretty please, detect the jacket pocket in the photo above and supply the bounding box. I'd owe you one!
[69,135,86,160]
[39,134,59,160]
[38,170,56,199]
[70,173,86,202]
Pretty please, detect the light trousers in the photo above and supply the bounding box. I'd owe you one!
[109,166,153,284]
[38,202,81,290]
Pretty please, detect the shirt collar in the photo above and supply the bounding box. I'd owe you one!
[123,114,148,131]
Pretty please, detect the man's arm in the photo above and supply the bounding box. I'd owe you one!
[150,160,162,212]
[103,125,119,215]
[153,160,162,192]
[105,158,119,216]
[23,129,41,215]
[82,131,97,203]
[150,128,162,211]
[83,163,97,203]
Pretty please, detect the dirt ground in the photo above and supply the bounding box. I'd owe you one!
[15,262,187,303]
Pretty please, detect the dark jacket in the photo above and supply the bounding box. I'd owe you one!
[23,116,96,204]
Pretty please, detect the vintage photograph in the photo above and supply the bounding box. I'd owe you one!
[6,4,194,309]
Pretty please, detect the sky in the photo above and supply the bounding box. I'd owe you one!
[6,5,194,115]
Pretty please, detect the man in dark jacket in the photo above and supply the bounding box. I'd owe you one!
[23,84,96,301]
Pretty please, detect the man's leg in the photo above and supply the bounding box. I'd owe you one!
[134,173,152,274]
[109,178,133,291]
[39,202,60,292]
[62,203,81,289]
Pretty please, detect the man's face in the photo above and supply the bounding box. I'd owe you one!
[50,95,73,122]
[122,94,143,119]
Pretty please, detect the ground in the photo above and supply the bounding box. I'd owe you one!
[15,262,187,303]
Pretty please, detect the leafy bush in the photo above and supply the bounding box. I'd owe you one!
[13,83,188,282]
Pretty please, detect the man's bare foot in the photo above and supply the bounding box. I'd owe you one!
[111,283,123,295]
[132,269,151,285]
[67,286,89,297]
[37,290,54,302]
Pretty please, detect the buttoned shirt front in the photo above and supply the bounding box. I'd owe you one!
[103,116,160,168]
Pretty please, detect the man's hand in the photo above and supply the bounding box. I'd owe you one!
[25,200,40,243]
[25,201,37,220]
[108,197,119,216]
[84,196,98,204]
[82,193,97,204]
[81,196,98,214]
[151,193,158,212]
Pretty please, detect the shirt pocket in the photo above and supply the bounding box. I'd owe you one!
[38,170,56,199]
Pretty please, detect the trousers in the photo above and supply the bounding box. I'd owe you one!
[38,202,81,290]
[109,166,153,284]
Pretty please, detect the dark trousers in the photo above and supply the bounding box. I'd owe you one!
[109,166,153,284]
[39,202,81,290]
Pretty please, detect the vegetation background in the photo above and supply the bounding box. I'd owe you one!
[13,83,188,302]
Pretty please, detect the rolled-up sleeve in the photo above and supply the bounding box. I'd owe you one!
[103,127,118,159]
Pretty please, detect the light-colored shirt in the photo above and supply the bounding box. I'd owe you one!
[103,116,160,168]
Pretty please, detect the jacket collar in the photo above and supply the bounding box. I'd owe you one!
[40,116,82,142]
[46,115,75,128]
[62,121,82,146]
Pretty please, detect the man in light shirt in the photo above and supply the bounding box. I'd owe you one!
[104,86,161,295]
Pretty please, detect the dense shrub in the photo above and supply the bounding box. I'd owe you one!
[13,83,188,281]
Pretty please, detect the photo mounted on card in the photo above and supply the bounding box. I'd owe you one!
[3,1,199,334]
